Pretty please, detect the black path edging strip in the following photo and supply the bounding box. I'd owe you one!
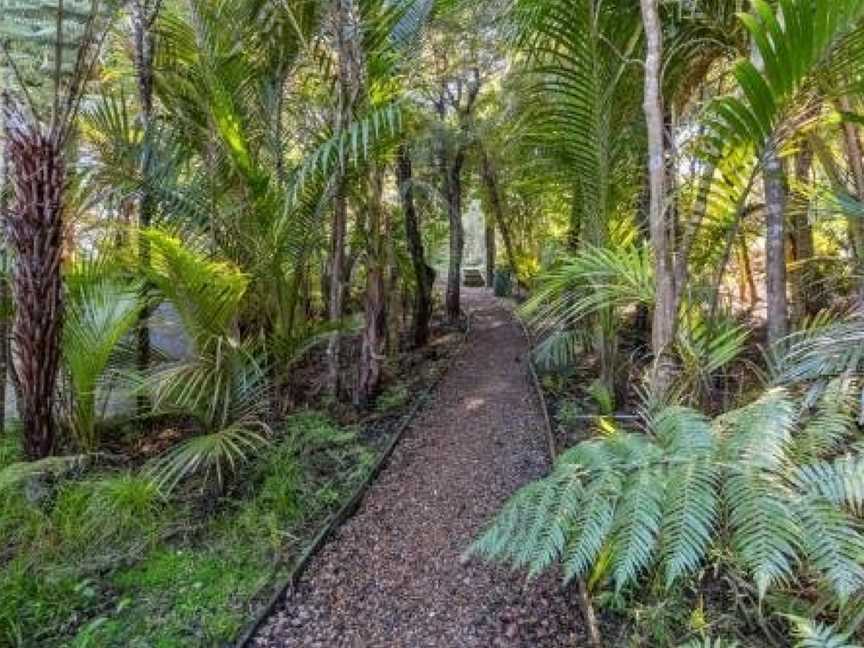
[233,311,474,648]
[511,307,604,648]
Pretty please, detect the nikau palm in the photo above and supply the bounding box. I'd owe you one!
[2,106,65,459]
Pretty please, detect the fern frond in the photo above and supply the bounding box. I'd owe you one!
[794,378,858,461]
[787,615,863,648]
[794,497,864,602]
[725,468,800,597]
[562,470,620,582]
[609,468,665,590]
[792,458,864,517]
[661,459,719,586]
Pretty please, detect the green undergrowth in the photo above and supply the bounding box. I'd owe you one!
[0,412,376,647]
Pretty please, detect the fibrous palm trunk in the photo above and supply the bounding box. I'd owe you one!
[4,109,65,459]
[356,169,387,407]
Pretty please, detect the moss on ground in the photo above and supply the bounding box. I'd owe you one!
[0,412,376,647]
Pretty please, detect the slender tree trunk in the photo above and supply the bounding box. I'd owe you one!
[485,212,495,288]
[444,150,465,323]
[738,235,758,310]
[640,0,677,374]
[790,144,816,320]
[0,94,10,435]
[131,0,161,417]
[327,0,362,398]
[356,169,387,407]
[4,107,65,459]
[763,147,789,347]
[479,149,520,283]
[397,144,434,347]
[837,96,864,303]
[327,187,348,396]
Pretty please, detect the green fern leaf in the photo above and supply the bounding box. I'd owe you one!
[795,497,864,602]
[661,458,719,586]
[787,615,863,648]
[726,468,800,597]
[609,468,665,590]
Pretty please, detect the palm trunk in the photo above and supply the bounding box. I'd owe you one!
[397,144,434,347]
[640,0,677,373]
[356,169,387,407]
[763,147,789,347]
[131,0,160,417]
[326,186,348,396]
[790,144,816,320]
[0,95,10,436]
[327,0,362,398]
[4,108,65,459]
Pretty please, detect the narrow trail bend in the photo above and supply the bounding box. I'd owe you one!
[255,289,588,647]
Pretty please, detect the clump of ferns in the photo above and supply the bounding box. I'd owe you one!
[470,378,864,640]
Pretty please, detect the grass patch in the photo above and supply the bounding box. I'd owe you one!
[0,412,378,647]
[375,383,410,413]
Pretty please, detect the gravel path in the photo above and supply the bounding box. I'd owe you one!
[254,289,588,647]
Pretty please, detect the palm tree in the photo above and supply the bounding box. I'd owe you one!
[1,0,112,458]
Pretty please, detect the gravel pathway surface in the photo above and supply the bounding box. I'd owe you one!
[254,289,588,647]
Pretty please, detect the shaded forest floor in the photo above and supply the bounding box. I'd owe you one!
[254,289,589,647]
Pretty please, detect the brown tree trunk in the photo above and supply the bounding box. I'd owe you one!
[837,96,864,303]
[327,0,363,398]
[738,235,758,310]
[356,169,387,407]
[640,0,677,375]
[763,147,789,347]
[444,150,465,323]
[4,108,65,459]
[327,187,348,396]
[485,212,495,288]
[397,144,434,347]
[790,144,816,319]
[0,95,9,436]
[480,149,519,279]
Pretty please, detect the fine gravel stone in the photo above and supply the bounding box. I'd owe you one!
[254,289,588,647]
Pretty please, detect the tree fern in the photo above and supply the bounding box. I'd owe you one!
[472,388,864,605]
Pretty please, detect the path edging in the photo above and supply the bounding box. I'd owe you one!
[233,313,474,648]
[511,306,603,648]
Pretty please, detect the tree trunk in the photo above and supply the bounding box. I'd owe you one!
[397,144,434,347]
[837,96,864,303]
[763,147,789,347]
[356,169,387,407]
[327,0,362,398]
[444,150,465,323]
[326,187,348,396]
[4,108,65,459]
[640,0,677,373]
[485,211,495,288]
[0,95,10,436]
[131,0,161,417]
[790,144,816,319]
[480,149,520,287]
